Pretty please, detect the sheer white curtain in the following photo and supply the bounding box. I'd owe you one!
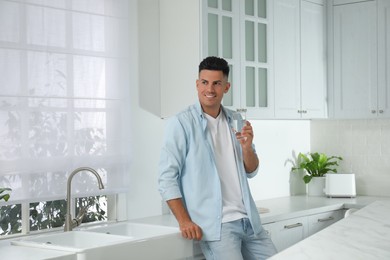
[0,0,131,203]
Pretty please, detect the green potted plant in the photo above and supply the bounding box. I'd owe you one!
[292,152,343,196]
[0,187,11,202]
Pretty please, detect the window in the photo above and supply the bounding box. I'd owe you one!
[0,0,130,237]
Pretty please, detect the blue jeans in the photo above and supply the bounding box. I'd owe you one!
[199,218,277,260]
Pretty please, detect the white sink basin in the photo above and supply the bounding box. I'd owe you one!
[11,231,132,253]
[83,222,193,259]
[1,243,77,260]
[12,222,194,260]
[85,222,179,239]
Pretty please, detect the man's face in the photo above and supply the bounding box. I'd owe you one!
[196,69,230,116]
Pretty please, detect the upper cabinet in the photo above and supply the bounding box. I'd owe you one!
[138,0,199,118]
[378,0,390,118]
[273,0,327,119]
[330,0,390,118]
[139,0,389,120]
[203,0,327,119]
[202,0,274,119]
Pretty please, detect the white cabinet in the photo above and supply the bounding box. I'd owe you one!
[138,0,199,118]
[307,210,345,236]
[273,0,327,119]
[332,0,378,118]
[202,0,273,119]
[273,0,301,119]
[378,0,390,117]
[263,209,345,252]
[331,0,390,118]
[263,216,307,252]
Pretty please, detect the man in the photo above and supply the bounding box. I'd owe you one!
[158,56,277,259]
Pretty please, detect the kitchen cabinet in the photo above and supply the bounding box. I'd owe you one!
[273,0,327,119]
[307,209,345,236]
[263,209,345,252]
[263,216,307,252]
[138,0,199,118]
[378,0,390,117]
[202,0,274,119]
[331,0,390,118]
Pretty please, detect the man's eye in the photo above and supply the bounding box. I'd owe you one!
[202,81,208,85]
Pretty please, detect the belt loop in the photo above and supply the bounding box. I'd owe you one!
[242,218,247,231]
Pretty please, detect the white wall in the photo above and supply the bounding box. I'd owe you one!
[311,119,390,197]
[249,120,310,200]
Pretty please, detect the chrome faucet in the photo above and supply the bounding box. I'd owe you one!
[64,167,104,232]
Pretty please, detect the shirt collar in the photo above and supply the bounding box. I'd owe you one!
[195,101,232,122]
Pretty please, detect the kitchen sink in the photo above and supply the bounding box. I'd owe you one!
[11,222,193,260]
[84,222,179,238]
[11,231,132,253]
[83,222,193,259]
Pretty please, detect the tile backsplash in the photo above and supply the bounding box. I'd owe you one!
[311,119,390,196]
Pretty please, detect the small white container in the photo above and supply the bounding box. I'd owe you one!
[325,173,356,198]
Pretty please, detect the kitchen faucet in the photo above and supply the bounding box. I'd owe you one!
[64,167,105,232]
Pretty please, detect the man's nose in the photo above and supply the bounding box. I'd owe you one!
[205,83,215,91]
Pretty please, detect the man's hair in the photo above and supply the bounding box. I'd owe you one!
[198,56,230,78]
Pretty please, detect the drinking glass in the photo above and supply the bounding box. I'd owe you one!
[232,108,247,139]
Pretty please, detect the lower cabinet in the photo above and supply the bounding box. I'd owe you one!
[307,209,345,237]
[263,209,345,252]
[189,209,346,258]
[263,216,307,252]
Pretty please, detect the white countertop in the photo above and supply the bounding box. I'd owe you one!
[1,195,388,259]
[254,195,388,224]
[130,195,388,227]
[130,195,390,259]
[270,200,390,259]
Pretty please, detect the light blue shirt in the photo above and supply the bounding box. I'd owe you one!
[158,102,263,241]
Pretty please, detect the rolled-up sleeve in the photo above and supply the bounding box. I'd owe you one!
[158,117,187,201]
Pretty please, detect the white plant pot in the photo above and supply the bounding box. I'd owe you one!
[307,177,326,196]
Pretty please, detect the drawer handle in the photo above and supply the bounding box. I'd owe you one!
[284,223,303,229]
[318,217,334,222]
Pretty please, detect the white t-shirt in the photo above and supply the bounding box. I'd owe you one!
[205,111,247,223]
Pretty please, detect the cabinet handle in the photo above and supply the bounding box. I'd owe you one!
[297,110,301,113]
[317,216,334,222]
[379,110,384,114]
[284,223,303,229]
[371,110,377,114]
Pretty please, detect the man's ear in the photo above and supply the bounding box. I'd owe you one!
[224,82,231,93]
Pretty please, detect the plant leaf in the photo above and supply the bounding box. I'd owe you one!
[0,194,10,201]
[303,175,312,184]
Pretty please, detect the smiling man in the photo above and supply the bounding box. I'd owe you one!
[158,56,277,260]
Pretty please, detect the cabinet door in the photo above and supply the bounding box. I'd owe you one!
[240,0,274,119]
[138,0,200,118]
[307,210,345,237]
[273,0,301,118]
[274,0,326,119]
[333,1,378,118]
[378,0,390,117]
[202,0,273,119]
[202,0,240,110]
[263,216,307,252]
[300,0,326,119]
